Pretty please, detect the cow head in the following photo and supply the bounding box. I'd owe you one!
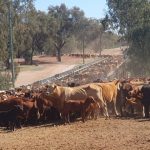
[113,79,121,91]
[44,83,57,94]
[128,86,143,99]
[119,80,133,96]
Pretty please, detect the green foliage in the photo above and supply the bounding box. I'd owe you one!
[0,62,12,90]
[107,0,150,76]
[47,4,85,61]
[0,75,11,90]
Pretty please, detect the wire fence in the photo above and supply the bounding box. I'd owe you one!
[107,61,127,80]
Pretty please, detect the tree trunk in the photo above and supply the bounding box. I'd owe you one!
[54,41,65,62]
[5,58,11,69]
[57,49,61,62]
[30,48,34,65]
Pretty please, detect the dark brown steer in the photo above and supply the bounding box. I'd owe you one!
[0,105,24,131]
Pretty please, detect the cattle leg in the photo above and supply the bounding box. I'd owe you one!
[6,122,9,130]
[120,100,126,117]
[11,122,15,131]
[113,101,119,116]
[90,110,97,120]
[67,114,70,124]
[90,111,94,120]
[15,119,22,129]
[81,109,85,123]
[102,102,109,119]
[130,105,134,115]
[144,105,149,118]
[9,122,15,131]
[61,113,67,124]
[142,106,145,117]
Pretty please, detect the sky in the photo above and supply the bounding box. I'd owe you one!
[34,0,107,19]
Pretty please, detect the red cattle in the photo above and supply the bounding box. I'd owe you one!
[61,96,100,124]
[61,100,85,123]
[83,96,100,120]
[129,84,150,118]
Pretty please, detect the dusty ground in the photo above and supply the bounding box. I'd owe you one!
[0,117,149,150]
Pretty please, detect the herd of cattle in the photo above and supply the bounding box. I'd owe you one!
[0,77,150,131]
[53,55,123,86]
[0,54,149,132]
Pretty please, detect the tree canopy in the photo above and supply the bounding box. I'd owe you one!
[107,0,150,76]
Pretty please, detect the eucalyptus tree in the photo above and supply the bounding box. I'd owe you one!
[47,4,82,62]
[33,11,48,55]
[107,0,150,75]
[85,16,109,55]
[13,0,44,64]
[0,0,9,64]
[0,0,14,88]
[20,0,38,64]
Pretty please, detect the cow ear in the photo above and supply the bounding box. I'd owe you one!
[52,83,57,89]
[116,81,120,90]
[87,85,91,89]
[126,97,129,101]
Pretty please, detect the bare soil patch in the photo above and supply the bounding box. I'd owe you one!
[0,118,149,150]
[15,55,94,87]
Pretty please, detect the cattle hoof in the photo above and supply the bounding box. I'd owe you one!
[144,116,149,119]
[115,115,120,118]
[105,116,110,120]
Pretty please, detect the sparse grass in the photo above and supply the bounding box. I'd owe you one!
[19,65,44,72]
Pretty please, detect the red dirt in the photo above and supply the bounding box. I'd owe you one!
[0,118,149,150]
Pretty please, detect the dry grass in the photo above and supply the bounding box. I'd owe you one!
[0,118,149,150]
